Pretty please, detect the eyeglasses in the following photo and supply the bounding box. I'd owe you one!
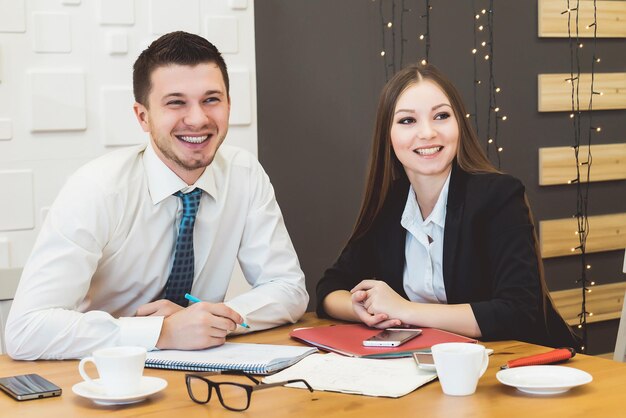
[185,370,313,412]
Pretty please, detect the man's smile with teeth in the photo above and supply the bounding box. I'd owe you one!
[176,135,209,144]
[414,146,443,155]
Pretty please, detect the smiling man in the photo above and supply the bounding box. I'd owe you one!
[6,32,308,360]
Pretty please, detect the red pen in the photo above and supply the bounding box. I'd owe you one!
[500,347,576,369]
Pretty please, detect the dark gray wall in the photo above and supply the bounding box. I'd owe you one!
[255,1,626,354]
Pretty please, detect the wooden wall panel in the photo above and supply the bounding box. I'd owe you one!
[552,282,626,325]
[539,0,626,38]
[539,143,626,185]
[538,72,626,112]
[540,213,626,258]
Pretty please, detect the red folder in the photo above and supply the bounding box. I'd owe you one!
[290,324,477,358]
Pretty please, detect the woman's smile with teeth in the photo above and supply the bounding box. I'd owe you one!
[414,146,442,155]
[177,135,209,144]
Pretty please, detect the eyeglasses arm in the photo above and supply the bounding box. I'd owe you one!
[253,378,314,393]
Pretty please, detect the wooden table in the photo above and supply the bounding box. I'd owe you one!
[1,313,624,417]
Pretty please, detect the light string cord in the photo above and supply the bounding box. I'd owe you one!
[380,0,390,81]
[471,0,480,137]
[485,0,501,168]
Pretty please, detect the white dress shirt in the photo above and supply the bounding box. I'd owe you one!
[6,142,308,360]
[401,173,450,303]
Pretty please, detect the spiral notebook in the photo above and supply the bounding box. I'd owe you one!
[145,342,317,375]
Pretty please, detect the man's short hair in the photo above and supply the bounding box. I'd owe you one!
[133,31,229,106]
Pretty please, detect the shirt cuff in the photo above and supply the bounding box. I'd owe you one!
[118,316,164,351]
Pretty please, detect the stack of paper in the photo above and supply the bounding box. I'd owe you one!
[263,353,437,398]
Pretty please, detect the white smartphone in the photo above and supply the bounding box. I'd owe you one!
[0,374,62,401]
[362,329,422,347]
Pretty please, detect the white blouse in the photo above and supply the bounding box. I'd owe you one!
[401,172,451,303]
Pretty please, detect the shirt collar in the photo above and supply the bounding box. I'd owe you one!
[142,141,218,205]
[429,171,451,228]
[401,170,451,229]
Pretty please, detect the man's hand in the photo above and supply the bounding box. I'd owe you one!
[136,299,184,317]
[155,302,243,350]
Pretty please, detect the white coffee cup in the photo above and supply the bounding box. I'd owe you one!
[431,343,489,396]
[78,346,147,396]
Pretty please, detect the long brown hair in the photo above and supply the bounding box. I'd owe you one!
[350,63,498,242]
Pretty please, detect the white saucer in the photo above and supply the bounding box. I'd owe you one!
[72,376,168,405]
[496,365,592,395]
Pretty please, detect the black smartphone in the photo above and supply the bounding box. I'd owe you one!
[0,374,62,401]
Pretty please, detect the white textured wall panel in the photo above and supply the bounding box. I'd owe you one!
[29,70,86,132]
[0,0,26,33]
[150,0,200,35]
[0,119,11,140]
[32,12,71,53]
[0,44,3,83]
[98,0,135,25]
[101,86,146,146]
[106,31,128,55]
[205,16,238,54]
[228,0,248,10]
[0,237,9,268]
[0,170,34,231]
[229,69,251,126]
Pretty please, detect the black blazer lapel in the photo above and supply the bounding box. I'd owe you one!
[442,163,467,302]
[382,180,410,297]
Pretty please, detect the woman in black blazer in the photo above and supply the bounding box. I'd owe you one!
[316,64,579,349]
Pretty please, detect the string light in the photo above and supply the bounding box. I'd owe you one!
[565,0,599,354]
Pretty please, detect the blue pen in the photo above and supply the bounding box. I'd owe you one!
[184,293,250,328]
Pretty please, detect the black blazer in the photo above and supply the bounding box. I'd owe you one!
[317,163,579,349]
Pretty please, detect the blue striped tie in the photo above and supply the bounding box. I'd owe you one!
[164,188,202,306]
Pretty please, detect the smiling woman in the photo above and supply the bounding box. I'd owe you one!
[316,63,579,350]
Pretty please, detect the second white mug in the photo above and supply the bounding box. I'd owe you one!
[431,342,489,396]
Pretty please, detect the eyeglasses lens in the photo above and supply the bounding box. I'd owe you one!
[217,383,250,411]
[188,377,211,403]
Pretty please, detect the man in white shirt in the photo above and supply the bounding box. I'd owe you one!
[5,31,308,360]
